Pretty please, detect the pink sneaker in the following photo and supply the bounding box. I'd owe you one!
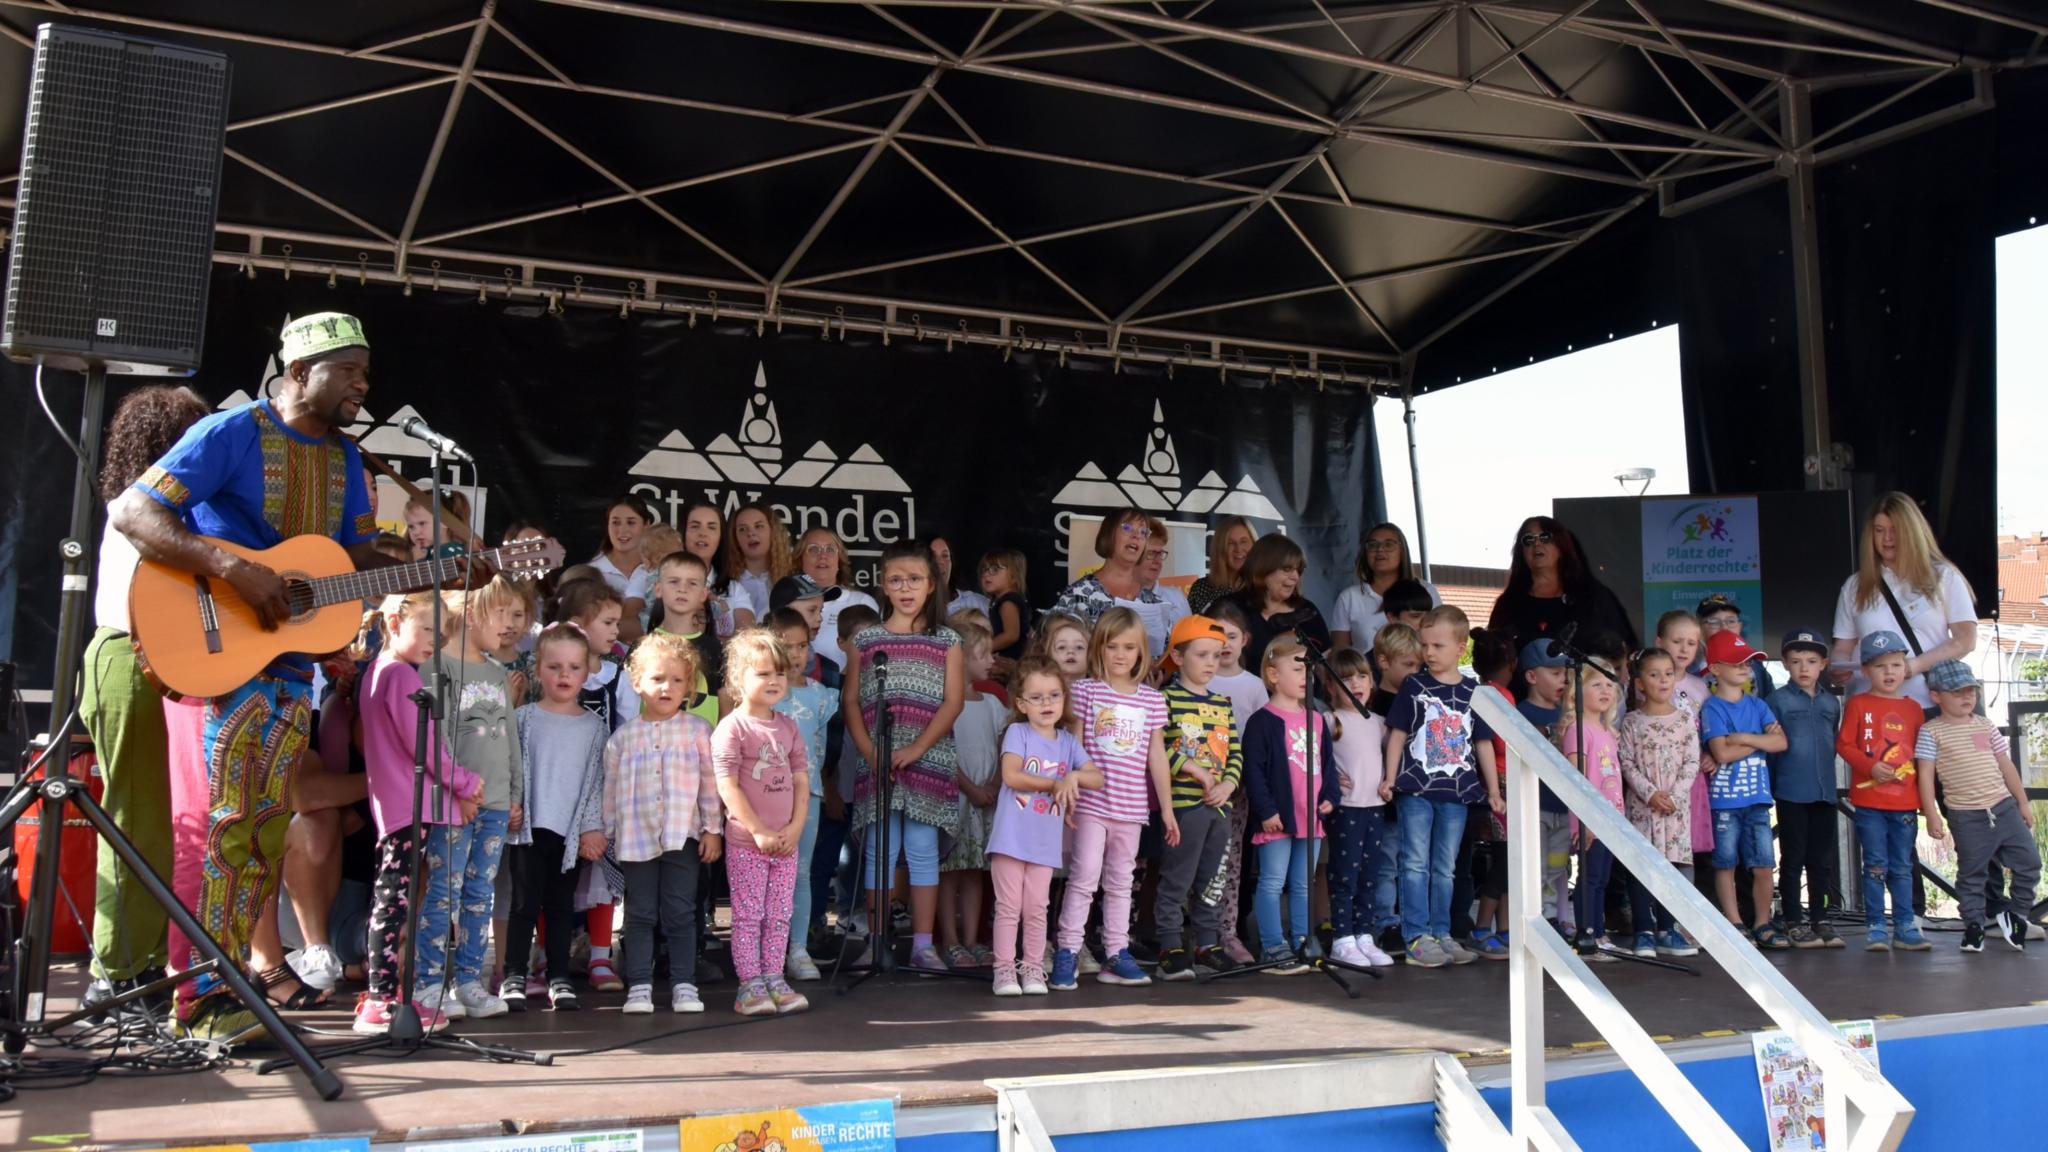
[587,958,624,993]
[352,996,392,1035]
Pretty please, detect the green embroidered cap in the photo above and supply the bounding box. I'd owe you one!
[279,311,369,364]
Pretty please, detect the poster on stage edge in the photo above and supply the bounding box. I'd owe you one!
[1750,1019,1879,1152]
[679,1098,896,1152]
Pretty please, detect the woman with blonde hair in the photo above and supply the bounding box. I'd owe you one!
[1331,522,1439,651]
[1188,516,1255,616]
[730,501,795,614]
[1828,492,1977,705]
[795,524,878,671]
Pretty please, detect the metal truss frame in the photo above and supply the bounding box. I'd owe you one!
[0,0,2035,374]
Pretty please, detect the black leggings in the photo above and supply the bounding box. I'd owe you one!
[505,830,578,983]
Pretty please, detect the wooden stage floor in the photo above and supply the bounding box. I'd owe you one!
[6,937,2043,1148]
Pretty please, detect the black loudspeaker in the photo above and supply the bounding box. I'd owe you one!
[2,24,229,372]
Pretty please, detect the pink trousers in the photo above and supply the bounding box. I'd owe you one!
[1057,812,1141,954]
[991,853,1054,970]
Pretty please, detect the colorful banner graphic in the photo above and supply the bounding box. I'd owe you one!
[403,1130,641,1152]
[1751,1020,1880,1152]
[678,1099,896,1152]
[1641,496,1762,638]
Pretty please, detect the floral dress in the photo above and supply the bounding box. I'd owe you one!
[1617,708,1701,865]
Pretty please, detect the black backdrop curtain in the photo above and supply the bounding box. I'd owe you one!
[0,267,1380,694]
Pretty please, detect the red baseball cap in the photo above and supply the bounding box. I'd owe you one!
[1704,630,1756,667]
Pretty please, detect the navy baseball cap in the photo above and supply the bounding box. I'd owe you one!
[1858,629,1907,666]
[1518,639,1571,670]
[1925,660,1980,692]
[769,574,826,612]
[1780,628,1829,658]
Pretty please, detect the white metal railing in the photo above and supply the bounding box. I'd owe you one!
[1471,689,1914,1152]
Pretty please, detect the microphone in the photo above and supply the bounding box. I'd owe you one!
[1545,621,1579,659]
[398,415,474,462]
[1293,624,1326,653]
[870,650,889,668]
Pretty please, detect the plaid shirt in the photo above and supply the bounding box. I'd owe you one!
[602,711,722,863]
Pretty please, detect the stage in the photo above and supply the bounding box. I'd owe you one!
[5,936,2041,1148]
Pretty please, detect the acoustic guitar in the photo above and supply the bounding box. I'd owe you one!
[130,534,563,699]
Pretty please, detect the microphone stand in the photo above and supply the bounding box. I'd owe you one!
[832,650,986,992]
[1196,629,1364,997]
[262,448,548,1073]
[1553,635,1694,977]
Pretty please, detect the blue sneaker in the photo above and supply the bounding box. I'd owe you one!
[1475,934,1510,960]
[1655,930,1698,957]
[1893,928,1932,952]
[1864,931,1891,952]
[1097,948,1152,986]
[1049,948,1079,991]
[1632,932,1657,957]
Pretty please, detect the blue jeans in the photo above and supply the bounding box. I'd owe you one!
[1396,795,1467,942]
[417,819,476,990]
[1255,837,1321,954]
[1854,807,1919,933]
[1372,812,1402,931]
[790,794,822,954]
[811,800,848,931]
[450,807,509,986]
[863,810,941,887]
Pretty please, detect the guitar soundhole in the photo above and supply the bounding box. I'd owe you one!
[281,572,318,624]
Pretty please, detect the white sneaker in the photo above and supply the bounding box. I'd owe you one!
[786,949,821,982]
[1356,936,1396,967]
[1076,947,1101,975]
[622,984,654,1015]
[672,982,705,1014]
[287,944,343,992]
[1330,937,1367,968]
[454,981,508,1019]
[417,985,464,1019]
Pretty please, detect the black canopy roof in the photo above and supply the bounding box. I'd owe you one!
[0,0,2040,382]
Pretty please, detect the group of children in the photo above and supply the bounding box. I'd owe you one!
[340,532,2041,1032]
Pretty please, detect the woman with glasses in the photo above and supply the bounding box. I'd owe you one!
[796,525,878,671]
[1331,522,1439,652]
[1051,508,1166,633]
[1226,534,1332,673]
[1487,516,1639,671]
[1188,516,1256,617]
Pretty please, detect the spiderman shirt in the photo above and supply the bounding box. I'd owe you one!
[1386,672,1493,804]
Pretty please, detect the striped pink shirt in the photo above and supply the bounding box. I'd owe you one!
[1072,678,1167,825]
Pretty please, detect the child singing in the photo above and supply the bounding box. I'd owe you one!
[713,629,811,1016]
[606,633,723,1014]
[1243,635,1339,974]
[989,658,1101,996]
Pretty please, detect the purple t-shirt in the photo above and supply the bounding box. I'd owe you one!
[990,724,1089,869]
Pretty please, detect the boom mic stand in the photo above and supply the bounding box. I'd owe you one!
[1196,632,1363,998]
[832,651,983,992]
[261,448,547,1074]
[1553,634,1694,977]
[1,362,339,1098]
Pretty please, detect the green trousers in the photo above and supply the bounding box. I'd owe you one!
[78,626,172,980]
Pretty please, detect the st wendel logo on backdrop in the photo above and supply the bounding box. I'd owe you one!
[1049,400,1282,563]
[628,363,918,576]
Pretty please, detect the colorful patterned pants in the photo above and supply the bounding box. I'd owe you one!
[726,836,800,985]
[164,677,309,1014]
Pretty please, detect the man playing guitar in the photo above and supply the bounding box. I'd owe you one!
[106,311,445,1040]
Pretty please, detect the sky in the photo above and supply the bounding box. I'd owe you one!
[1375,325,1691,571]
[1998,222,2048,538]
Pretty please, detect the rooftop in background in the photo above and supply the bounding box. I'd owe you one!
[1998,534,2048,630]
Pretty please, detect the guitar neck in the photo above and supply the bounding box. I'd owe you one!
[302,548,504,609]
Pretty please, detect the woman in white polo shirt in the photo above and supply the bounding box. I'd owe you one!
[1828,492,1977,707]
